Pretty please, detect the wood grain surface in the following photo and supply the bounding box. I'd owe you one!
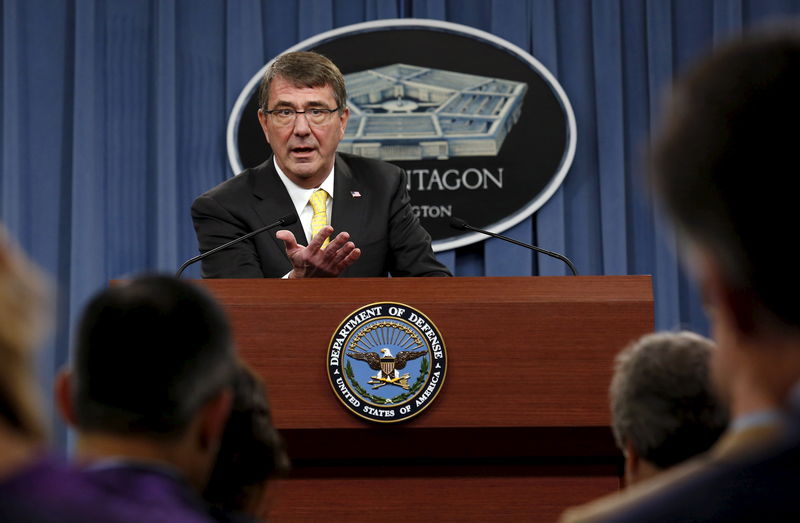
[189,276,653,521]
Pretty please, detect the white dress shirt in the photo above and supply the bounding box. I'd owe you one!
[273,157,334,244]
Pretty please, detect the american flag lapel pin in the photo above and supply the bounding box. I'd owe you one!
[350,191,362,198]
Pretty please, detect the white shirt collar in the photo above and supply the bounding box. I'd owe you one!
[730,409,785,433]
[82,457,185,482]
[273,157,335,217]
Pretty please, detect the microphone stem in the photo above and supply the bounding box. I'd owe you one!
[176,219,288,278]
[464,225,579,276]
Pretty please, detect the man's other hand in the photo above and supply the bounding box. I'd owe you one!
[276,226,361,278]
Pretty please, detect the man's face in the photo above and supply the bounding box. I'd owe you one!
[258,76,349,189]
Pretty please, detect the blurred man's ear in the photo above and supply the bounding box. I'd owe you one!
[623,441,662,486]
[179,388,234,492]
[623,440,640,486]
[698,252,757,338]
[54,369,77,427]
[197,388,233,452]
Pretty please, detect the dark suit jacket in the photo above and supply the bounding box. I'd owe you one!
[603,412,800,522]
[191,153,451,278]
[560,421,784,522]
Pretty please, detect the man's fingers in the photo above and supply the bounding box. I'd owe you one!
[330,241,356,263]
[286,227,360,278]
[309,226,335,251]
[332,245,361,268]
[323,229,349,251]
[339,247,362,268]
[275,229,299,249]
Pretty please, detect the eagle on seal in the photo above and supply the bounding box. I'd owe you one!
[347,347,426,379]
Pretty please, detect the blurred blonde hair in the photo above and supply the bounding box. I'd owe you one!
[0,224,50,441]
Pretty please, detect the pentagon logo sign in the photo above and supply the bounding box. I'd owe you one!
[327,302,447,423]
[228,19,576,252]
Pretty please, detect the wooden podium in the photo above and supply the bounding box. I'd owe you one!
[196,276,653,522]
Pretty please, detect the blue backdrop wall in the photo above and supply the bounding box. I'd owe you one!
[2,0,799,446]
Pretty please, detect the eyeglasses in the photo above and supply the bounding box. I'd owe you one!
[263,107,341,127]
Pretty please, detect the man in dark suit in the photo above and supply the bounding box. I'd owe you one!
[55,276,238,522]
[562,27,800,522]
[192,51,450,278]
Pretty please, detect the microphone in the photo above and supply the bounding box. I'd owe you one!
[176,214,298,278]
[450,218,578,276]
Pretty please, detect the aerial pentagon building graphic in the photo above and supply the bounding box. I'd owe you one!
[338,64,528,161]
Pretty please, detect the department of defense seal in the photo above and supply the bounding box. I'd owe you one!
[327,302,447,423]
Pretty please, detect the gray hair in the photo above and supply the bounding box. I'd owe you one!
[258,51,347,112]
[610,331,728,469]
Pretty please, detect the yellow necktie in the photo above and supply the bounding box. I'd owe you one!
[309,189,330,249]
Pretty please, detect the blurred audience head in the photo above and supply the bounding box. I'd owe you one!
[0,225,50,444]
[58,275,236,489]
[611,331,728,485]
[204,362,289,518]
[651,28,800,336]
[70,275,235,436]
[651,28,800,417]
[572,28,800,522]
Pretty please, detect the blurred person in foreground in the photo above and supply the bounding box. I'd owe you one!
[610,331,728,487]
[205,363,289,521]
[0,226,139,521]
[56,275,237,522]
[562,27,800,522]
[0,224,55,520]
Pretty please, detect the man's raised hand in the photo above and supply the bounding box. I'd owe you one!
[276,226,361,278]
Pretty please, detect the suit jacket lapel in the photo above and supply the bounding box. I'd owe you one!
[331,154,367,243]
[250,158,307,253]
